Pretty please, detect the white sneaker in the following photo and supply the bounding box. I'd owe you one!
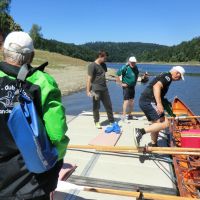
[95,122,102,129]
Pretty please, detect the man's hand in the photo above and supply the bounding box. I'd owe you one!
[157,103,164,114]
[122,83,128,87]
[87,91,92,97]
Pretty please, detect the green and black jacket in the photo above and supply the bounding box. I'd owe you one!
[0,62,69,199]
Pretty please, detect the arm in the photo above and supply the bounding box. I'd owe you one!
[87,64,95,96]
[116,66,128,87]
[43,80,69,160]
[116,76,121,85]
[116,76,128,87]
[153,81,164,114]
[86,75,92,96]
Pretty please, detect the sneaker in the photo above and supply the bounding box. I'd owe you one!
[121,115,126,122]
[148,142,158,147]
[95,122,102,129]
[127,115,133,120]
[133,128,143,146]
[132,116,138,120]
[127,115,138,120]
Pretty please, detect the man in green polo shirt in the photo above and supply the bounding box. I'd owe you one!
[116,56,139,120]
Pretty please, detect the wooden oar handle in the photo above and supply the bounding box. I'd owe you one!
[168,116,200,120]
[68,145,200,152]
[84,186,198,200]
[68,145,200,155]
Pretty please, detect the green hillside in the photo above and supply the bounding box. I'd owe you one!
[34,37,200,63]
[82,42,166,62]
[0,49,88,68]
[155,37,200,62]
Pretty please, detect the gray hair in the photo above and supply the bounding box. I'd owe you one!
[3,48,34,66]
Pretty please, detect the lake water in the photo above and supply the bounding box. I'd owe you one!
[62,63,200,116]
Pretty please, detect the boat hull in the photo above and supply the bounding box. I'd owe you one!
[171,97,200,198]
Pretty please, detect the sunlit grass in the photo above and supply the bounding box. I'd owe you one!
[0,49,88,68]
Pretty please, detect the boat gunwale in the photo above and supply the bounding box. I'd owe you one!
[171,96,200,198]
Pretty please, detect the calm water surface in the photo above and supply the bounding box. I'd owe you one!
[62,64,200,115]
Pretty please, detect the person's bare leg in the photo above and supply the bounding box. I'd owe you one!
[123,100,129,116]
[151,131,159,144]
[128,99,134,115]
[144,117,169,133]
[134,117,169,146]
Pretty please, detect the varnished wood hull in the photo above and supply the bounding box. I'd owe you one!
[172,97,200,198]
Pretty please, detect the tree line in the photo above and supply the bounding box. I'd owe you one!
[29,24,96,61]
[0,0,22,37]
[28,24,200,63]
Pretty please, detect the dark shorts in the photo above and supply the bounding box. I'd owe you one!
[123,87,135,100]
[139,97,164,121]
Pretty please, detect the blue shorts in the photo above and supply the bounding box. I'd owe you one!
[139,98,164,121]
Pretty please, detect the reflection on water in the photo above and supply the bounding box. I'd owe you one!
[62,64,200,115]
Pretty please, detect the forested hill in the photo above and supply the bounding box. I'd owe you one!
[81,42,167,62]
[81,37,200,62]
[35,38,96,62]
[36,39,166,62]
[20,36,200,63]
[153,37,200,63]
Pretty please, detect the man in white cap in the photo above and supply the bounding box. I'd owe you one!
[134,66,185,147]
[116,56,139,120]
[0,31,69,200]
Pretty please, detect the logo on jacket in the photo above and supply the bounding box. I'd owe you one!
[0,91,14,108]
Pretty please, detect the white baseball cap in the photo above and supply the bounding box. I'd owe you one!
[171,66,185,80]
[129,56,137,63]
[3,31,34,54]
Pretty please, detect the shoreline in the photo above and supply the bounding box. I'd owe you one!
[46,67,116,96]
[107,62,200,66]
[137,62,200,66]
[49,62,200,97]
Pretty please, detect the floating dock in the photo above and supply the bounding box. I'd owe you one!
[54,112,177,200]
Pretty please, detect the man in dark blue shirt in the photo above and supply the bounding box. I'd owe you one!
[134,66,185,147]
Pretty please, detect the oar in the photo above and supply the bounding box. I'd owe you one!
[68,145,200,152]
[168,116,200,120]
[85,187,197,200]
[99,111,144,115]
[68,145,200,155]
[56,181,198,200]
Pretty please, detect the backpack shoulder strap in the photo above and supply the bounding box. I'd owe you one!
[17,64,30,82]
[30,62,48,74]
[17,62,49,82]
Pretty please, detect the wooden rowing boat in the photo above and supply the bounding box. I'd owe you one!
[171,97,200,198]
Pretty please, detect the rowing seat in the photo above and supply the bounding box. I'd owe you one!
[181,129,200,148]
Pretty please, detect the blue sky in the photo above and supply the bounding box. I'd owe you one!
[11,0,200,46]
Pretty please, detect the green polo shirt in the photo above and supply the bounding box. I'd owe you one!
[116,64,139,87]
